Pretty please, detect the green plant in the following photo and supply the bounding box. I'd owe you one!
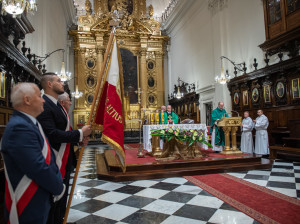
[151,126,212,148]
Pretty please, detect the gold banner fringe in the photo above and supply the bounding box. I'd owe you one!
[101,134,126,173]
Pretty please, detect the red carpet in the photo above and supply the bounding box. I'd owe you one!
[185,173,300,224]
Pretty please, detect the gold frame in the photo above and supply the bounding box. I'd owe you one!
[147,60,155,71]
[0,71,6,99]
[242,90,248,106]
[292,78,300,99]
[276,82,284,98]
[86,57,96,70]
[264,85,271,103]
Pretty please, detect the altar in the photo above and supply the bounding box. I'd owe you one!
[143,124,208,152]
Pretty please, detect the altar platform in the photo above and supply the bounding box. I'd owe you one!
[96,144,273,182]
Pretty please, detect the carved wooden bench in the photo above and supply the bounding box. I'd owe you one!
[269,145,300,160]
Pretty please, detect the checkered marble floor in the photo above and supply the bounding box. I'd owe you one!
[67,146,300,224]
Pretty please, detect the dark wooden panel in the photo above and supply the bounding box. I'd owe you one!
[0,112,5,125]
[228,55,300,146]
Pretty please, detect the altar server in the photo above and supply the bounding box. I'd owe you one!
[210,101,228,152]
[1,83,64,224]
[254,110,269,155]
[241,111,254,154]
[164,105,179,124]
[37,73,92,224]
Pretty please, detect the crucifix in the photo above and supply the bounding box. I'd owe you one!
[135,87,145,158]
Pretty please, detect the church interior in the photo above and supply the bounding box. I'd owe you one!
[1,0,300,223]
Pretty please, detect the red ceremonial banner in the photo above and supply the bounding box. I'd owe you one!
[93,38,126,171]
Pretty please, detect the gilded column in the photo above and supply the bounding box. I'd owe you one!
[139,49,147,108]
[96,48,104,79]
[155,51,164,108]
[78,47,86,109]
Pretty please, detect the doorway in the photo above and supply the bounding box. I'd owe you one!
[205,102,213,126]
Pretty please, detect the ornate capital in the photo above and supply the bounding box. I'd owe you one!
[95,47,104,55]
[139,49,147,57]
[80,48,87,54]
[155,51,164,58]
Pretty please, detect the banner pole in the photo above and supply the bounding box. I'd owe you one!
[63,30,115,224]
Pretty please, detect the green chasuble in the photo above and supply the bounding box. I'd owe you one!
[159,112,165,124]
[210,107,228,146]
[164,112,179,124]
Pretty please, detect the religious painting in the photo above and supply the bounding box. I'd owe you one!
[86,75,95,88]
[276,82,284,98]
[120,48,138,104]
[233,92,239,105]
[292,78,300,99]
[252,88,259,103]
[0,71,6,99]
[264,85,271,103]
[147,60,154,70]
[243,90,248,106]
[87,94,93,104]
[147,76,155,88]
[86,58,95,69]
[148,95,155,104]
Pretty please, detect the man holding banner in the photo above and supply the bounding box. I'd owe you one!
[63,30,126,223]
[37,74,91,224]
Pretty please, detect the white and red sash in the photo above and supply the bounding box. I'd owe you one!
[54,106,71,179]
[3,122,51,224]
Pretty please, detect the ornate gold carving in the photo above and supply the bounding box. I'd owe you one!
[70,0,169,131]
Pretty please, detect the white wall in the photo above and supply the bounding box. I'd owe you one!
[24,0,76,122]
[164,0,265,123]
[24,0,74,76]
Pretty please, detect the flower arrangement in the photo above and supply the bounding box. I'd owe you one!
[151,126,212,148]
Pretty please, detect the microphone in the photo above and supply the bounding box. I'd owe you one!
[231,110,239,117]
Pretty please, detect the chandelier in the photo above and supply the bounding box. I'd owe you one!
[57,61,71,82]
[215,56,244,85]
[174,77,184,99]
[72,85,83,99]
[215,66,230,85]
[2,0,37,17]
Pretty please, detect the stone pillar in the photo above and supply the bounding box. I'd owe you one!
[139,49,147,108]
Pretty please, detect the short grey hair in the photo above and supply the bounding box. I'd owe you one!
[11,83,37,108]
[58,92,70,102]
[218,101,224,105]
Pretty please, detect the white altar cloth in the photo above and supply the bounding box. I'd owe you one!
[143,124,208,152]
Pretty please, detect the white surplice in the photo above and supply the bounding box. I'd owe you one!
[254,114,269,155]
[211,125,223,152]
[241,117,254,154]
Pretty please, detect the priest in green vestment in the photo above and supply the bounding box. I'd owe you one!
[164,105,179,124]
[210,101,228,152]
[159,105,166,124]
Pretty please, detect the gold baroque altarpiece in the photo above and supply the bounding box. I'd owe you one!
[69,0,169,130]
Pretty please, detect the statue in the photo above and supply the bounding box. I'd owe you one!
[149,4,154,19]
[85,0,92,15]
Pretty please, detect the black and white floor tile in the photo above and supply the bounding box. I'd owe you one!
[67,146,300,224]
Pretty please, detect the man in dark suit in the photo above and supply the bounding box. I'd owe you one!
[1,83,64,224]
[37,73,91,224]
